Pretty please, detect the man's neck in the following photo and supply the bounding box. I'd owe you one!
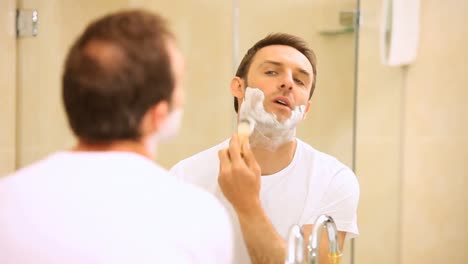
[251,139,297,176]
[73,139,155,160]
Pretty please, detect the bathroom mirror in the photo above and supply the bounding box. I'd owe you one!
[236,1,359,263]
[11,0,359,263]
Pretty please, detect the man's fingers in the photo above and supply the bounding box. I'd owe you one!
[238,135,248,152]
[240,138,250,156]
[218,149,231,169]
[229,134,259,173]
[228,134,242,164]
[241,140,261,174]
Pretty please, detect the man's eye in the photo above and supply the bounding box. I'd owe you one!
[294,78,304,85]
[265,71,277,75]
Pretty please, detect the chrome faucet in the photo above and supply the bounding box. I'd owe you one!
[285,224,304,264]
[285,215,342,264]
[308,215,342,264]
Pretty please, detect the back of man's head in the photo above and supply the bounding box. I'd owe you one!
[62,10,174,143]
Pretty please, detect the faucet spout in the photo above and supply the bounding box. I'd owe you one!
[285,224,304,264]
[308,215,342,264]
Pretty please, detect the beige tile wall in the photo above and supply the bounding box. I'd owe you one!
[401,0,468,263]
[0,0,16,177]
[357,0,468,263]
[16,0,127,168]
[17,0,70,167]
[130,0,234,169]
[354,1,404,263]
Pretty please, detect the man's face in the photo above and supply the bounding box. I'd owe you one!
[242,45,313,121]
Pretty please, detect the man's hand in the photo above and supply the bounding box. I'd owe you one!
[218,135,287,264]
[218,134,262,215]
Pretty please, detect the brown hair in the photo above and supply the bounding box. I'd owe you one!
[234,33,317,112]
[62,10,174,143]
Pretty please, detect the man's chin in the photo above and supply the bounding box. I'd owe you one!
[272,111,292,123]
[264,108,290,121]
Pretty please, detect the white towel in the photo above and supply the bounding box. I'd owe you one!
[380,0,420,66]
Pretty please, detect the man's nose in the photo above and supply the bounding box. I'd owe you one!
[279,74,294,90]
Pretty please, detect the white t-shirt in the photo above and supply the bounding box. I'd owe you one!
[0,151,233,264]
[170,138,359,264]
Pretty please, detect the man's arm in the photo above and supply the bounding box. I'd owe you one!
[236,201,287,264]
[218,135,286,263]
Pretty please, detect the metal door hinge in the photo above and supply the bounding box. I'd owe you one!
[16,9,38,38]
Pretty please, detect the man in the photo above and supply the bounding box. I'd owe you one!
[0,10,233,264]
[170,33,359,264]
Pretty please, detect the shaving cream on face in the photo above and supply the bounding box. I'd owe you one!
[238,87,306,150]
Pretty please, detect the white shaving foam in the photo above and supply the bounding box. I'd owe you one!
[238,87,306,151]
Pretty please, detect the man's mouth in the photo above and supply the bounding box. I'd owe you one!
[273,97,292,109]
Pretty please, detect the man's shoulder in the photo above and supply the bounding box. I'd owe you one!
[296,139,351,170]
[170,139,229,172]
[164,175,232,241]
[0,152,63,187]
[169,139,229,191]
[296,138,330,158]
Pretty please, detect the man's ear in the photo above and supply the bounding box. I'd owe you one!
[302,101,312,120]
[142,101,170,135]
[230,76,245,101]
